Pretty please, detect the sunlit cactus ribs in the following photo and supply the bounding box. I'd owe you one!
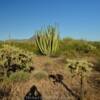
[35,25,59,56]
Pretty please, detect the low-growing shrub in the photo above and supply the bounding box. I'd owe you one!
[8,71,30,82]
[33,70,48,81]
[11,41,36,52]
[58,38,97,57]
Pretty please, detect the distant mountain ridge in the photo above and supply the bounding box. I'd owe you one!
[29,35,36,40]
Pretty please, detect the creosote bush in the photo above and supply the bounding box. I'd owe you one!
[58,38,97,57]
[35,25,59,56]
[0,45,34,77]
[33,70,48,81]
[8,71,30,82]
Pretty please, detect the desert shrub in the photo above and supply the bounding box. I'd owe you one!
[58,38,78,57]
[93,58,100,72]
[59,38,97,57]
[0,41,3,49]
[90,41,100,56]
[0,71,30,83]
[8,71,30,82]
[33,70,48,81]
[1,40,37,52]
[0,44,34,77]
[35,25,59,56]
[91,41,100,49]
[11,41,36,52]
[74,42,96,54]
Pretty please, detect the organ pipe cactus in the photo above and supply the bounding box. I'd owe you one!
[66,59,93,100]
[35,25,59,56]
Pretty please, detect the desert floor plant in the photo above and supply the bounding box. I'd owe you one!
[35,25,59,56]
[0,44,34,78]
[66,59,93,100]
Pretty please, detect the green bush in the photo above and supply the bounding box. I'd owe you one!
[0,44,34,77]
[8,71,30,82]
[33,70,48,81]
[35,25,59,56]
[58,38,97,57]
[74,42,96,54]
[11,41,36,52]
[0,41,3,49]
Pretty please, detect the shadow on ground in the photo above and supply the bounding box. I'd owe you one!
[0,88,10,100]
[24,85,42,100]
[49,74,80,100]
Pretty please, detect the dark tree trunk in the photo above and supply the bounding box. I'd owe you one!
[80,71,84,100]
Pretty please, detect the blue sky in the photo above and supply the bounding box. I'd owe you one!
[0,0,100,41]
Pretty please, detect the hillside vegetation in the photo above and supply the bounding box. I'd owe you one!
[0,37,100,58]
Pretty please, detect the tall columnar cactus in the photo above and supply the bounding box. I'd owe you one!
[35,25,59,56]
[66,59,93,100]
